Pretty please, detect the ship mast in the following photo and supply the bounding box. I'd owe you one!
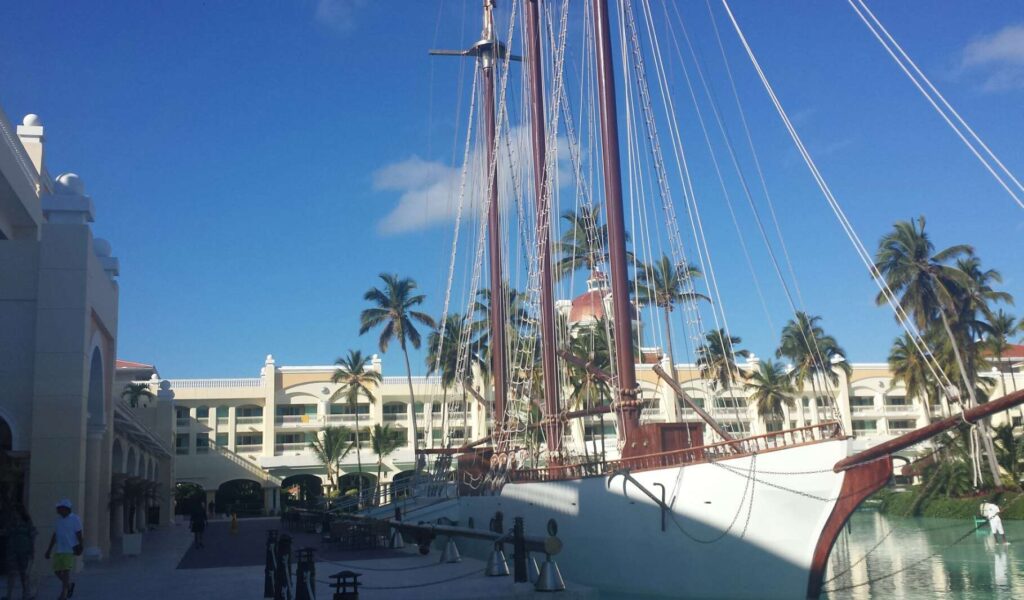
[591,0,641,442]
[430,1,514,432]
[523,0,563,459]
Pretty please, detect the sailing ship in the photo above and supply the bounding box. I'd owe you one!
[386,2,1024,598]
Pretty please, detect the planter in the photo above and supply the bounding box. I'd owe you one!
[121,532,142,556]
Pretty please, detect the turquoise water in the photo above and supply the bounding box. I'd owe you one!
[825,511,1023,599]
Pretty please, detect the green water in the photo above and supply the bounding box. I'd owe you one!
[824,511,1022,599]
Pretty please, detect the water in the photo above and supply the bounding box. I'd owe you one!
[824,511,1023,599]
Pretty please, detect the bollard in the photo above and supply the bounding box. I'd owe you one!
[439,536,461,563]
[265,530,279,598]
[534,554,565,592]
[485,543,510,577]
[389,526,405,549]
[275,533,294,600]
[294,548,316,600]
[512,517,527,583]
[330,570,361,600]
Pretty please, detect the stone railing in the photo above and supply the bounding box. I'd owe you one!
[165,377,262,389]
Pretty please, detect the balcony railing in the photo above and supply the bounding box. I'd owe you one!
[383,413,408,421]
[884,405,918,415]
[275,442,309,453]
[175,417,191,427]
[196,446,210,455]
[175,447,189,455]
[237,416,263,425]
[326,414,358,424]
[276,415,318,426]
[166,377,262,389]
[851,405,877,414]
[235,444,262,454]
[217,417,229,426]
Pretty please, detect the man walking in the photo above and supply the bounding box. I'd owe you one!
[43,499,82,600]
[981,501,1009,545]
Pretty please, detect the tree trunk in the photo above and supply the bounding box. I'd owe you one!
[401,342,420,465]
[354,407,363,501]
[662,305,678,382]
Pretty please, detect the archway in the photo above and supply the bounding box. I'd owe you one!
[174,482,205,515]
[280,474,323,508]
[337,472,377,500]
[87,347,105,428]
[126,447,137,478]
[0,416,26,505]
[390,470,415,501]
[111,440,124,474]
[215,479,264,516]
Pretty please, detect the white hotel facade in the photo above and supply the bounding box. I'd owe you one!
[161,344,1023,510]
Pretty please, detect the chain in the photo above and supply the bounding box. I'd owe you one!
[667,453,756,544]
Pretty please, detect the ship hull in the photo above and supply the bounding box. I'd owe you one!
[448,439,863,599]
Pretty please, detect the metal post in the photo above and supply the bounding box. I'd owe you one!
[295,548,316,600]
[513,517,527,583]
[264,530,278,598]
[592,0,641,441]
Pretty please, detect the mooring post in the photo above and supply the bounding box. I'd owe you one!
[513,517,527,583]
[265,529,279,598]
[295,548,316,600]
[275,533,293,600]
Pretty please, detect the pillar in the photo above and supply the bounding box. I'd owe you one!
[263,486,278,516]
[228,405,238,451]
[405,400,416,448]
[832,356,853,433]
[189,407,198,454]
[262,355,277,457]
[82,427,104,560]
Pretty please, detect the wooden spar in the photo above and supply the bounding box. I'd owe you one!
[479,1,510,431]
[524,0,562,458]
[592,0,641,443]
[652,364,735,442]
[557,349,614,383]
[833,388,1024,472]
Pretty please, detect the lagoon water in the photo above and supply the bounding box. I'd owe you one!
[824,511,1022,599]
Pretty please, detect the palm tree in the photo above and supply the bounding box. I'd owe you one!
[369,424,403,504]
[331,350,381,498]
[636,255,707,382]
[776,312,851,414]
[889,332,943,421]
[744,360,796,431]
[121,382,154,408]
[360,274,437,456]
[308,426,354,493]
[987,310,1020,394]
[565,321,615,464]
[427,313,485,443]
[874,217,1002,484]
[993,423,1023,488]
[696,329,749,392]
[555,205,632,281]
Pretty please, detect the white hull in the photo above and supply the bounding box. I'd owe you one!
[436,440,851,599]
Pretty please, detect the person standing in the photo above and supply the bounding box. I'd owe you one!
[981,501,1009,545]
[43,499,82,600]
[189,501,207,549]
[5,504,37,600]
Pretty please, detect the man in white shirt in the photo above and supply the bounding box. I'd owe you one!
[981,501,1008,545]
[43,499,83,600]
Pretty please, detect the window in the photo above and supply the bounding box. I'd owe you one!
[276,405,314,417]
[217,406,229,417]
[884,395,908,406]
[383,403,406,414]
[851,396,874,407]
[888,420,914,430]
[175,434,189,455]
[196,407,209,419]
[216,433,228,446]
[237,434,262,446]
[276,433,305,444]
[239,406,263,417]
[714,397,744,409]
[175,407,190,419]
[789,421,798,430]
[679,398,705,410]
[330,404,369,415]
[1013,416,1022,428]
[432,429,444,441]
[852,420,877,433]
[432,403,443,413]
[196,433,210,453]
[723,422,750,434]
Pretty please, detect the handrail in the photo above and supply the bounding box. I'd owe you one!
[509,421,843,482]
[212,443,282,486]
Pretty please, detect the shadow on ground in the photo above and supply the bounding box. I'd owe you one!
[177,518,406,569]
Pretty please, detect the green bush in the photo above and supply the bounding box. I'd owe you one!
[873,486,1024,519]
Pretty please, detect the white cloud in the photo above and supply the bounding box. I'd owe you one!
[960,24,1024,92]
[374,126,573,235]
[315,0,366,34]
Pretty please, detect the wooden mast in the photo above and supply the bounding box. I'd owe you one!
[524,0,562,459]
[479,1,510,432]
[592,0,641,443]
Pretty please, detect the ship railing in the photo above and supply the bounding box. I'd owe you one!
[510,421,843,482]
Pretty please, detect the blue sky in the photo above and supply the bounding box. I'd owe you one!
[2,1,1022,378]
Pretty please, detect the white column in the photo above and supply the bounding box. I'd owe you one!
[189,407,198,454]
[406,400,416,448]
[832,357,852,433]
[228,405,237,451]
[262,355,276,457]
[82,427,104,560]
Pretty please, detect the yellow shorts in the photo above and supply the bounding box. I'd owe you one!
[52,552,75,572]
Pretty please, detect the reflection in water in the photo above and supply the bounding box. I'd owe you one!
[825,511,1022,599]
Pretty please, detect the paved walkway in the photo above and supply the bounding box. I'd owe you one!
[31,518,593,599]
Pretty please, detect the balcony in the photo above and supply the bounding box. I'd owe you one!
[175,447,189,455]
[237,416,263,426]
[276,415,319,427]
[275,443,309,454]
[175,417,191,427]
[383,413,408,422]
[883,404,918,416]
[217,417,229,426]
[235,444,262,454]
[326,414,358,425]
[851,405,878,415]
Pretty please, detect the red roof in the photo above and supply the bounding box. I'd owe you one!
[116,359,153,369]
[984,344,1024,359]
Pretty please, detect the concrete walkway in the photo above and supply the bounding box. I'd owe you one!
[31,518,593,599]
